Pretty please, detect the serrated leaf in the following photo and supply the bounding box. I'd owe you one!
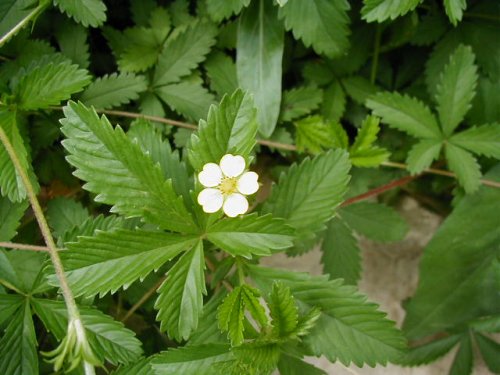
[400,334,461,366]
[444,0,466,26]
[350,147,390,167]
[0,294,23,326]
[366,92,441,139]
[278,354,326,375]
[248,265,407,366]
[14,60,90,110]
[340,202,408,242]
[280,86,323,123]
[188,291,227,345]
[56,21,90,68]
[449,334,473,375]
[60,101,196,232]
[406,138,443,174]
[269,282,298,337]
[188,89,258,170]
[321,80,346,123]
[32,299,142,366]
[361,0,421,23]
[475,333,500,373]
[445,143,481,193]
[60,214,125,245]
[154,20,218,87]
[46,197,89,240]
[50,229,196,297]
[54,0,107,27]
[0,197,27,241]
[321,217,361,285]
[295,115,338,154]
[207,214,294,258]
[0,0,39,44]
[237,0,284,137]
[450,124,500,159]
[436,45,478,136]
[0,301,37,375]
[80,73,148,109]
[349,115,390,167]
[278,0,350,58]
[111,358,153,375]
[229,341,280,374]
[470,315,500,333]
[0,249,45,294]
[263,150,351,253]
[205,52,238,98]
[342,76,379,104]
[117,27,159,73]
[152,344,232,375]
[155,241,206,341]
[206,0,251,22]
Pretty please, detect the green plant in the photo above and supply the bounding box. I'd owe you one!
[0,1,499,374]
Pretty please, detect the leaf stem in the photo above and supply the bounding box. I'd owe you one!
[370,24,382,84]
[0,1,49,47]
[0,126,95,375]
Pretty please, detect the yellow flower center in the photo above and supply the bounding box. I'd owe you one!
[219,177,238,195]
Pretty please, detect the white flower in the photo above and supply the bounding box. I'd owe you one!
[197,154,259,217]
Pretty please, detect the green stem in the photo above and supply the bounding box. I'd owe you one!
[370,24,382,84]
[0,1,49,47]
[0,125,95,375]
[236,259,246,286]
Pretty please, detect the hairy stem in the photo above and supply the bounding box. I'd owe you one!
[0,126,95,375]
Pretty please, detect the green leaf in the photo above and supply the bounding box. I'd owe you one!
[188,291,227,345]
[111,358,153,375]
[444,0,467,26]
[349,115,390,167]
[436,45,478,136]
[0,301,38,375]
[263,149,351,253]
[278,354,326,375]
[406,138,443,174]
[80,73,148,109]
[475,333,500,373]
[280,86,323,123]
[340,202,408,242]
[0,293,23,326]
[403,166,500,339]
[154,20,218,87]
[205,52,238,98]
[117,27,160,73]
[321,218,361,285]
[450,124,500,159]
[155,241,206,341]
[0,0,39,42]
[449,334,473,375]
[278,0,350,58]
[294,115,338,154]
[206,0,251,22]
[445,143,481,193]
[248,265,407,366]
[269,282,299,337]
[321,80,346,123]
[237,0,284,137]
[14,59,90,110]
[0,197,27,241]
[400,334,461,366]
[366,92,441,139]
[56,22,90,68]
[361,0,421,22]
[470,315,500,333]
[188,89,258,171]
[341,76,379,104]
[32,299,143,366]
[0,250,45,294]
[152,344,232,375]
[207,214,294,258]
[54,0,107,27]
[155,81,215,122]
[60,101,196,232]
[46,197,89,240]
[51,229,196,297]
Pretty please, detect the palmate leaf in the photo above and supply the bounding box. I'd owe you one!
[280,86,323,123]
[269,282,299,337]
[0,294,23,326]
[49,229,197,297]
[262,149,351,253]
[188,291,227,345]
[341,76,379,105]
[278,354,326,375]
[248,265,406,366]
[349,115,390,167]
[449,334,473,375]
[56,22,90,68]
[0,250,46,294]
[400,334,461,366]
[111,358,153,375]
[366,92,441,139]
[188,89,258,170]
[0,301,38,375]
[207,214,294,258]
[445,143,481,193]
[54,0,107,28]
[450,124,500,159]
[206,0,251,22]
[154,20,218,87]
[155,241,206,341]
[435,45,478,136]
[60,214,125,245]
[403,166,500,339]
[205,52,238,98]
[295,115,338,154]
[444,0,467,25]
[14,59,90,110]
[237,0,284,137]
[361,0,421,23]
[152,344,232,375]
[475,333,500,373]
[117,27,160,73]
[80,73,148,109]
[46,197,89,240]
[278,0,350,58]
[31,299,142,366]
[0,197,27,241]
[60,101,196,232]
[406,138,443,174]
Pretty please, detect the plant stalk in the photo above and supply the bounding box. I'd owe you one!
[0,1,49,47]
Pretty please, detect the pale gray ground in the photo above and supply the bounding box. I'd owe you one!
[262,198,491,375]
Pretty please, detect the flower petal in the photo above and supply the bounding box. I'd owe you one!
[223,193,249,217]
[197,188,223,213]
[237,171,259,195]
[220,154,245,177]
[198,163,222,187]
